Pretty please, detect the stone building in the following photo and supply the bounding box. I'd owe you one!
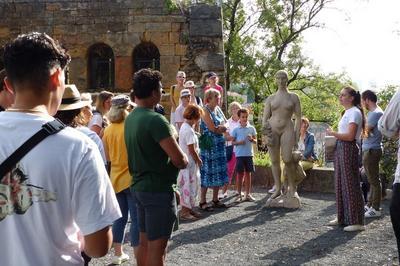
[0,0,225,98]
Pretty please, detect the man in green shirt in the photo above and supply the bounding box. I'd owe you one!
[125,68,188,266]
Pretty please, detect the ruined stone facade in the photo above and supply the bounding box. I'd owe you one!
[0,1,225,95]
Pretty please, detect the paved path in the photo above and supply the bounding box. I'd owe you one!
[92,189,398,265]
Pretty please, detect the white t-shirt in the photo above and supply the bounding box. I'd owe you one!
[77,126,106,164]
[0,112,121,266]
[175,104,185,125]
[338,106,362,140]
[178,122,198,162]
[88,112,103,128]
[225,117,240,146]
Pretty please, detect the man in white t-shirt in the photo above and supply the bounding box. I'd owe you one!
[0,32,121,265]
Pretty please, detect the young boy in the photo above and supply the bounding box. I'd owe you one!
[230,108,257,202]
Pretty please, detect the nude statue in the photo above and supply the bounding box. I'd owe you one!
[262,70,302,200]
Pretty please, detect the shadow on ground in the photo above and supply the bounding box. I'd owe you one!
[261,227,357,265]
[169,193,299,252]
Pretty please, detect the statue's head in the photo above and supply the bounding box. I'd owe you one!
[275,70,288,87]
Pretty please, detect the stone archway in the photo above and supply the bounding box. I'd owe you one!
[132,41,160,73]
[87,43,115,90]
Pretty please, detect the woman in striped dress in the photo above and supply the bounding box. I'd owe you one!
[326,86,366,232]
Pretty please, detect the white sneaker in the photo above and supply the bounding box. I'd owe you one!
[112,253,129,265]
[364,205,370,213]
[327,218,339,226]
[343,225,365,232]
[365,208,381,218]
[268,185,276,194]
[218,192,228,200]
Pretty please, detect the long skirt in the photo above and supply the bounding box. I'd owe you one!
[178,162,200,209]
[334,140,364,225]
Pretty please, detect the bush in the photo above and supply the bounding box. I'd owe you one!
[254,151,272,167]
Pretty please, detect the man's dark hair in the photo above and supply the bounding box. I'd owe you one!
[361,89,377,103]
[132,68,163,99]
[0,69,6,92]
[3,32,71,91]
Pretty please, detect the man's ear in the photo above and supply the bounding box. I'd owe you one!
[3,77,15,95]
[48,68,63,91]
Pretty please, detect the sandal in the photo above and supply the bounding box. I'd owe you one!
[180,212,198,221]
[199,202,214,212]
[212,200,227,208]
[190,209,202,218]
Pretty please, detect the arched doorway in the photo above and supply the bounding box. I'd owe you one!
[87,43,115,90]
[132,42,160,73]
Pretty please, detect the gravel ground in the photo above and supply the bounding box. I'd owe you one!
[92,188,398,266]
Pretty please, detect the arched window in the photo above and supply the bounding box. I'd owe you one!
[87,43,114,90]
[132,42,160,72]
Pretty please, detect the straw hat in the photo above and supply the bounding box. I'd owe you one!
[58,84,92,111]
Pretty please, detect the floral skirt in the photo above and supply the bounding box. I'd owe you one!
[178,162,200,209]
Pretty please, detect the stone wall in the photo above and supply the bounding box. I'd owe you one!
[0,1,225,97]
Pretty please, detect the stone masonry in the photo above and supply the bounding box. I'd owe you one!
[0,0,225,104]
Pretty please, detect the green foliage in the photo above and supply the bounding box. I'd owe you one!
[227,95,245,105]
[377,85,399,184]
[254,151,272,167]
[165,0,179,12]
[223,0,337,104]
[251,102,265,150]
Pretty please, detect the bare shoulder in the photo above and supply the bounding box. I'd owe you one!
[289,92,300,102]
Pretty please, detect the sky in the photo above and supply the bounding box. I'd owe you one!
[302,0,400,90]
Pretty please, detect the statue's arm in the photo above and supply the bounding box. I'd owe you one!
[293,93,302,144]
[262,97,272,134]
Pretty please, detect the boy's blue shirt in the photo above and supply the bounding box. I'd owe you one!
[231,123,257,157]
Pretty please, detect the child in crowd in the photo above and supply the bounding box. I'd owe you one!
[175,89,192,130]
[230,108,257,202]
[178,104,203,220]
[220,101,242,199]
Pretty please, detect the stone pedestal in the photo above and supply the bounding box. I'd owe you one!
[265,192,301,209]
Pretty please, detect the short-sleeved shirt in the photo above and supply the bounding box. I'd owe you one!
[231,124,257,157]
[0,112,121,265]
[204,84,223,95]
[125,107,179,192]
[103,122,132,193]
[338,106,362,141]
[362,106,383,150]
[179,122,198,161]
[226,117,240,146]
[174,103,186,125]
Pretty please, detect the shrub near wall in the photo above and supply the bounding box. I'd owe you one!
[253,151,273,188]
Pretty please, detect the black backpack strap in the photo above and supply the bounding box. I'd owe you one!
[0,119,66,177]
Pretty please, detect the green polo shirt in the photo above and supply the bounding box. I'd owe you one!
[124,107,179,192]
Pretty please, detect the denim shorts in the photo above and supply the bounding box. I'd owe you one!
[235,156,255,173]
[132,191,177,241]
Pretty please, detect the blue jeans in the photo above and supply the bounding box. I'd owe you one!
[112,188,139,247]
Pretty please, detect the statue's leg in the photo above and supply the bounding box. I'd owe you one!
[281,130,296,197]
[268,144,282,199]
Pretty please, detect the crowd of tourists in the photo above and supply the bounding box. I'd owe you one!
[1,32,400,265]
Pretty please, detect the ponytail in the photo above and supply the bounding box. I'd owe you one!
[344,87,366,138]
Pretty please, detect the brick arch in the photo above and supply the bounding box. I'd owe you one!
[132,41,160,73]
[87,43,115,91]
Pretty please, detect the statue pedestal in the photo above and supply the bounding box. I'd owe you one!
[265,192,301,209]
